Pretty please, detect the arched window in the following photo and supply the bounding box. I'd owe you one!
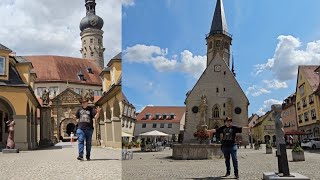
[212,104,220,118]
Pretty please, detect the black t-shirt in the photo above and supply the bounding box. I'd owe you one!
[76,106,96,130]
[216,125,242,147]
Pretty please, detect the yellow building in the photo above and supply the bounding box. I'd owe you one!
[96,53,122,148]
[252,110,275,144]
[296,66,320,137]
[0,44,40,150]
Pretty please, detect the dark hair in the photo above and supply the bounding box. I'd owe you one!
[224,117,232,122]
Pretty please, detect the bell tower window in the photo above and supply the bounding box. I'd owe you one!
[208,41,213,49]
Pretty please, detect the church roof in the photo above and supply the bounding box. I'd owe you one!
[23,55,102,86]
[209,0,230,37]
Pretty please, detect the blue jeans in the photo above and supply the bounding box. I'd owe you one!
[76,128,93,158]
[222,145,238,175]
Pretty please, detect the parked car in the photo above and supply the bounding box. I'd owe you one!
[301,137,320,149]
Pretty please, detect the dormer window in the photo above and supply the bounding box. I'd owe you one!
[170,113,175,119]
[78,70,85,81]
[155,113,160,119]
[145,113,151,119]
[0,56,5,75]
[87,66,93,74]
[163,114,167,120]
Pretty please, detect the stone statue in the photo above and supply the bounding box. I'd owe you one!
[41,89,50,105]
[271,104,290,176]
[6,119,15,149]
[198,95,208,129]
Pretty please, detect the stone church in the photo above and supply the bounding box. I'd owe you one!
[183,0,249,144]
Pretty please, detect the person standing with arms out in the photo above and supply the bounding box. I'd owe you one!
[75,98,101,161]
[208,117,248,179]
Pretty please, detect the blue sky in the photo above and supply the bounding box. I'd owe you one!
[122,0,320,115]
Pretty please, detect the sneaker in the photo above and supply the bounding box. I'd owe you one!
[223,173,230,177]
[235,174,239,179]
[77,156,84,161]
[86,157,91,161]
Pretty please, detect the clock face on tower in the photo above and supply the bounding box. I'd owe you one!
[214,65,221,72]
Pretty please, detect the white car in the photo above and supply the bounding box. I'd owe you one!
[301,137,320,149]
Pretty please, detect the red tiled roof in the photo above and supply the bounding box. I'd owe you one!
[300,66,319,92]
[136,106,185,123]
[23,56,102,86]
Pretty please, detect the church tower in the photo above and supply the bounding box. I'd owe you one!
[206,0,232,67]
[80,0,105,68]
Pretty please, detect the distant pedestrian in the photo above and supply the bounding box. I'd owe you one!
[75,98,101,161]
[208,117,249,179]
[70,132,75,145]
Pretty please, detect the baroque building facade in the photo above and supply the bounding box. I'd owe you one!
[0,44,40,150]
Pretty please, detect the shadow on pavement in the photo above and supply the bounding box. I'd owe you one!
[88,158,120,161]
[186,176,234,180]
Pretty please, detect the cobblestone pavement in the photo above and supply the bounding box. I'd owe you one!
[123,145,320,180]
[0,142,121,180]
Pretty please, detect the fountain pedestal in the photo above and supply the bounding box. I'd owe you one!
[172,143,222,160]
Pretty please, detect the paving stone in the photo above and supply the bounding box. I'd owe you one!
[122,146,320,180]
[0,142,121,180]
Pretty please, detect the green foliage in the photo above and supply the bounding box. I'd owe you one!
[292,142,304,152]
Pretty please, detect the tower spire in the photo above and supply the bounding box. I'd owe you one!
[209,0,229,37]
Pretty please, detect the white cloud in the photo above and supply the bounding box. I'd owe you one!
[246,85,271,97]
[254,35,320,81]
[122,0,135,7]
[262,80,288,89]
[123,44,206,78]
[256,99,283,115]
[0,0,121,66]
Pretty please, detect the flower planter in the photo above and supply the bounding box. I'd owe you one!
[292,151,305,161]
[266,147,272,154]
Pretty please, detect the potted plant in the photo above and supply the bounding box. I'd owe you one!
[128,141,133,149]
[122,140,129,149]
[136,139,141,148]
[193,129,210,144]
[266,142,272,154]
[292,142,305,161]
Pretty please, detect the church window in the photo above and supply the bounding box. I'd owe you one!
[235,107,242,114]
[0,56,5,75]
[213,106,220,118]
[90,38,93,43]
[83,40,86,44]
[216,88,219,93]
[223,88,226,92]
[208,41,213,49]
[223,103,225,108]
[91,52,94,57]
[223,111,225,116]
[224,71,226,75]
